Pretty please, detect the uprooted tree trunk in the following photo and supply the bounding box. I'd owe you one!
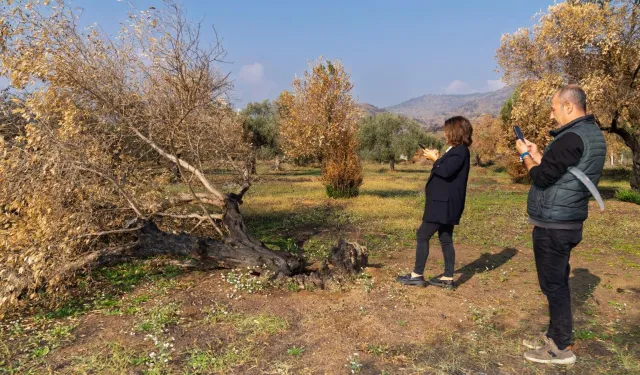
[138,219,369,288]
[54,196,367,295]
[92,203,304,276]
[140,198,304,274]
[287,239,369,290]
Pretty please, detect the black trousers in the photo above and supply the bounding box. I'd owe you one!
[413,221,455,277]
[532,226,583,350]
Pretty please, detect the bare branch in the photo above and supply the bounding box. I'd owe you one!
[171,192,221,206]
[154,212,222,221]
[630,61,640,89]
[78,226,144,239]
[129,125,226,205]
[170,140,225,238]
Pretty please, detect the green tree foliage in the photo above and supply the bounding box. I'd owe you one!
[358,113,442,170]
[241,100,281,160]
[499,88,520,126]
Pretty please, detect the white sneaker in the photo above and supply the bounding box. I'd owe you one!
[522,333,549,350]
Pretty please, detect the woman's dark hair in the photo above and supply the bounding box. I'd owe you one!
[444,116,473,147]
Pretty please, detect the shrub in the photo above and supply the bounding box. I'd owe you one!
[323,153,363,198]
[615,189,640,205]
[501,157,531,184]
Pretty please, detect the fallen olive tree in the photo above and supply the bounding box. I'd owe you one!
[0,0,367,313]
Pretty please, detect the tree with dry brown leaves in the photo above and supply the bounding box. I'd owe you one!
[471,115,503,167]
[277,59,363,198]
[496,0,640,190]
[0,0,364,314]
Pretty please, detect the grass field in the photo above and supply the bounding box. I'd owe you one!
[1,161,639,374]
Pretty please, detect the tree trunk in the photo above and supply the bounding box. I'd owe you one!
[112,218,367,288]
[250,156,257,175]
[67,199,303,277]
[632,145,640,191]
[69,199,363,291]
[610,152,615,167]
[133,222,300,274]
[273,156,281,171]
[138,198,302,274]
[389,158,395,171]
[607,120,639,191]
[475,154,481,167]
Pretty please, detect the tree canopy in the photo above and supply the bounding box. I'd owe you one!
[358,112,442,170]
[497,0,640,189]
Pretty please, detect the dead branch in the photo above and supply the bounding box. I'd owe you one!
[78,226,144,239]
[171,140,225,238]
[129,125,226,205]
[154,212,222,221]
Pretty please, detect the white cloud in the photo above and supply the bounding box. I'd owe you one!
[238,63,265,85]
[442,79,506,95]
[234,62,279,106]
[444,80,476,95]
[486,79,506,91]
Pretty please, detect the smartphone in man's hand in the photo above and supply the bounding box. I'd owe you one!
[418,143,426,150]
[513,126,524,142]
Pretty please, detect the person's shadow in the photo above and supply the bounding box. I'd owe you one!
[454,247,518,287]
[569,268,601,309]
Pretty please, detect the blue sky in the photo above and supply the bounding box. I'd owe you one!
[59,1,554,107]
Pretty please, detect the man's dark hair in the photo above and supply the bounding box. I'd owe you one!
[557,84,587,112]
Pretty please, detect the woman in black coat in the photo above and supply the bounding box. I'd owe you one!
[397,116,473,289]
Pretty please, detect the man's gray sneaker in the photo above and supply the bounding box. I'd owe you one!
[524,337,576,365]
[522,334,549,350]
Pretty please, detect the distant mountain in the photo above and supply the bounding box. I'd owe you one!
[358,103,386,117]
[384,86,514,131]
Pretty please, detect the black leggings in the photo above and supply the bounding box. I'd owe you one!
[413,221,455,277]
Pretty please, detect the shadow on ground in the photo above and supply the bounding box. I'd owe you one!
[570,268,601,309]
[262,168,322,177]
[393,168,430,174]
[599,186,620,200]
[454,247,518,287]
[244,203,349,252]
[360,189,419,198]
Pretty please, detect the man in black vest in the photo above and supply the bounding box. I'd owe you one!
[515,85,606,365]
